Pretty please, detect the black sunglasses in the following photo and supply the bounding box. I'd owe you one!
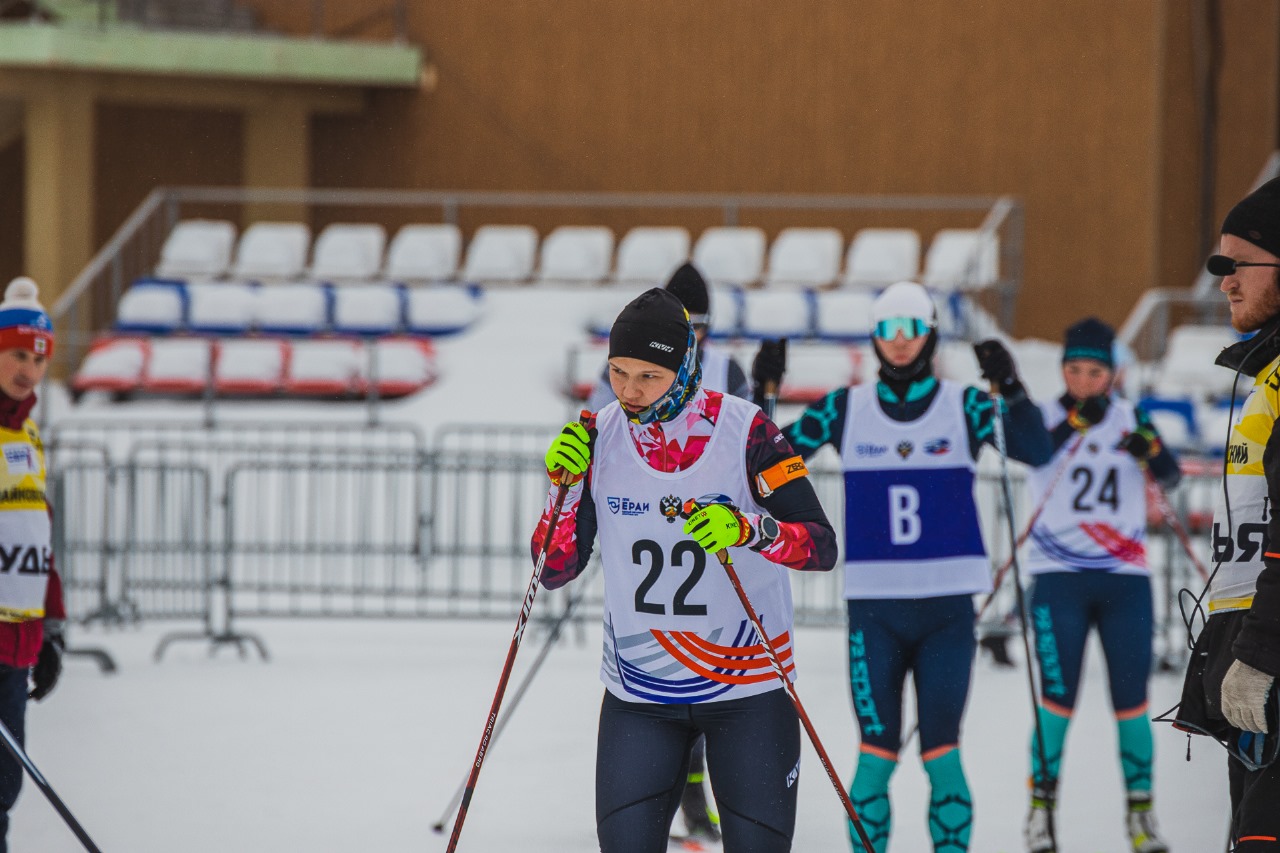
[1207,254,1280,276]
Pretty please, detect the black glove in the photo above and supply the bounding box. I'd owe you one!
[751,339,788,391]
[1116,428,1158,460]
[973,339,1021,395]
[1067,395,1108,431]
[29,627,64,702]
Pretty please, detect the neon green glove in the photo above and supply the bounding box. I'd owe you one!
[683,503,748,553]
[545,422,594,484]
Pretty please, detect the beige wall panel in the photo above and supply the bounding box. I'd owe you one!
[0,140,21,286]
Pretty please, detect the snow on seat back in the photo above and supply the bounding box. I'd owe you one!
[813,289,877,341]
[333,283,405,335]
[404,284,482,336]
[385,224,462,283]
[776,342,863,403]
[923,229,998,292]
[285,339,363,396]
[612,227,690,286]
[706,283,743,339]
[1138,398,1199,453]
[935,339,986,387]
[255,283,332,335]
[214,339,287,395]
[363,338,438,398]
[536,226,615,285]
[843,228,921,287]
[115,280,187,334]
[155,220,236,280]
[187,281,257,334]
[1152,324,1242,401]
[460,225,538,283]
[309,223,387,283]
[585,288,636,337]
[1011,338,1066,401]
[72,338,149,394]
[230,222,311,281]
[740,290,813,339]
[692,226,766,286]
[764,228,842,289]
[142,338,211,393]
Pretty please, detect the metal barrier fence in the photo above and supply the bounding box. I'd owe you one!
[43,419,1220,663]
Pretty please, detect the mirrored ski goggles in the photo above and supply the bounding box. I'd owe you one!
[873,317,932,341]
[1207,254,1280,277]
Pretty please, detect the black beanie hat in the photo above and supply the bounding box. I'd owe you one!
[664,262,710,322]
[609,288,691,372]
[1062,317,1115,367]
[1223,176,1280,259]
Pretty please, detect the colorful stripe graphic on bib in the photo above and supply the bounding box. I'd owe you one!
[1029,522,1146,571]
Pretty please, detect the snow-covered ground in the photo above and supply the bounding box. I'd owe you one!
[13,617,1226,852]
[19,286,1230,851]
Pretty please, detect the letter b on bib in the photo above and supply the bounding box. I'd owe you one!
[888,485,921,545]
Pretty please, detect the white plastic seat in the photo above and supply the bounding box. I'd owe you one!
[923,229,999,292]
[385,224,462,282]
[740,290,813,338]
[843,229,921,286]
[764,228,842,288]
[776,342,863,403]
[706,283,743,338]
[537,226,615,284]
[813,290,877,340]
[72,338,148,394]
[155,219,236,279]
[613,227,691,285]
[115,281,187,333]
[143,338,212,393]
[364,338,438,397]
[1153,325,1243,399]
[255,283,331,335]
[187,282,257,334]
[285,339,363,396]
[1011,339,1066,401]
[309,224,387,282]
[214,339,287,395]
[230,222,311,281]
[692,227,766,285]
[404,284,484,336]
[460,225,538,283]
[333,283,405,335]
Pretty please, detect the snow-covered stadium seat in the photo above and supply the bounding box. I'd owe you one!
[460,225,538,283]
[362,338,438,398]
[843,228,921,287]
[72,338,148,395]
[584,289,635,337]
[1151,324,1242,400]
[332,283,405,336]
[214,339,288,395]
[1138,396,1200,452]
[740,290,813,339]
[778,342,863,403]
[309,223,387,282]
[187,282,257,335]
[115,280,187,334]
[405,284,484,336]
[1010,338,1065,401]
[142,338,211,393]
[537,226,615,284]
[923,229,998,291]
[764,228,842,289]
[230,222,311,281]
[707,283,743,339]
[813,290,877,341]
[934,339,986,387]
[613,227,690,285]
[155,219,236,280]
[284,339,363,396]
[692,227,766,285]
[385,224,462,283]
[567,339,608,400]
[255,283,332,336]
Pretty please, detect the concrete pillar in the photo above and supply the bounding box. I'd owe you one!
[243,99,310,224]
[24,81,94,311]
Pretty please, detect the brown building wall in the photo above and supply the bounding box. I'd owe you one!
[69,0,1280,339]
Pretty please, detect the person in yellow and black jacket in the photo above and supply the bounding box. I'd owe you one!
[0,277,66,853]
[1175,177,1280,850]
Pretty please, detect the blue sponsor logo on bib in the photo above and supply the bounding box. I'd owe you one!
[606,496,650,517]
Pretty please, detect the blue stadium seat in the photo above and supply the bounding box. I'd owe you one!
[115,279,188,334]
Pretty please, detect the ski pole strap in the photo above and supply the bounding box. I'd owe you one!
[754,455,808,498]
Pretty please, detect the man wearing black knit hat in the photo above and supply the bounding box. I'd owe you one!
[1176,176,1280,849]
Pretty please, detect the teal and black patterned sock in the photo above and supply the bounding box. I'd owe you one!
[1116,710,1154,794]
[923,747,972,852]
[849,751,896,853]
[1029,704,1071,788]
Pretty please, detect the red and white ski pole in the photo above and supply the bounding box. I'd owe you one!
[977,431,1086,620]
[710,545,878,852]
[445,412,591,853]
[1145,468,1210,583]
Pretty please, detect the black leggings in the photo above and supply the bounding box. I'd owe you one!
[596,689,800,853]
